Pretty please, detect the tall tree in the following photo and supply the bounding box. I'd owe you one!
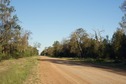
[70,28,88,58]
[0,0,20,54]
[120,0,126,33]
[112,28,126,60]
[0,0,38,60]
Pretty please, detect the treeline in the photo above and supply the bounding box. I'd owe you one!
[0,0,38,61]
[41,28,126,61]
[41,1,126,62]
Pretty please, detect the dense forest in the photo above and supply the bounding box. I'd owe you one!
[0,0,38,61]
[41,1,126,62]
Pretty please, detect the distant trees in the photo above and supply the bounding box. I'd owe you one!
[41,1,126,61]
[0,0,38,60]
[41,27,126,61]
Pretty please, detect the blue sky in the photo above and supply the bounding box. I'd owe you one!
[11,0,124,53]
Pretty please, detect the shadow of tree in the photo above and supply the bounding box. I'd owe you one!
[37,58,126,76]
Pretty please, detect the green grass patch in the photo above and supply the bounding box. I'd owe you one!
[0,56,38,84]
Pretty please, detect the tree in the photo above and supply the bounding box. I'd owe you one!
[0,0,22,59]
[120,0,126,33]
[70,28,88,58]
[112,28,126,60]
[0,0,20,43]
[52,41,62,57]
[0,0,38,60]
[60,39,72,57]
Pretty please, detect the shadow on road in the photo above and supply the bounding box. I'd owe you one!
[37,57,126,76]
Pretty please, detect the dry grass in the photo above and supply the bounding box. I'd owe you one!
[0,56,38,84]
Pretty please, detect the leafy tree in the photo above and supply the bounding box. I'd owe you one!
[0,0,21,59]
[112,28,126,60]
[0,0,39,60]
[70,28,88,58]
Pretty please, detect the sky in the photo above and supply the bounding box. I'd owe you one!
[11,0,124,53]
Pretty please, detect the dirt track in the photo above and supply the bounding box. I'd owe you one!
[38,56,126,84]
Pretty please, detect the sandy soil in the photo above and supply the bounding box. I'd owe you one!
[38,56,126,84]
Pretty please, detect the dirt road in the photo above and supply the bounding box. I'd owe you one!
[38,56,126,84]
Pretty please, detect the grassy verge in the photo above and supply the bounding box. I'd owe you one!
[0,56,38,84]
[61,57,126,70]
